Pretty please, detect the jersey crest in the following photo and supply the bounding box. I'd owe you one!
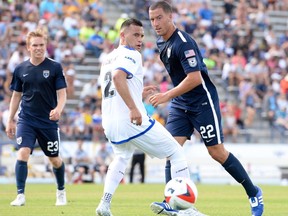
[17,137,22,145]
[43,70,50,78]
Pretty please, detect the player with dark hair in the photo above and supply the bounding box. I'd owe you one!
[95,18,207,216]
[6,28,67,206]
[148,1,264,216]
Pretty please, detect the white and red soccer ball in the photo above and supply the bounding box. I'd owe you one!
[164,177,198,210]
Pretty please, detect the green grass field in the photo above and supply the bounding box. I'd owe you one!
[0,183,287,216]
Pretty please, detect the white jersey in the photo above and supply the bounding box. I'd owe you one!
[100,45,154,144]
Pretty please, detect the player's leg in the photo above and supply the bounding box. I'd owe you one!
[165,108,194,183]
[131,121,206,216]
[37,127,66,206]
[10,123,36,206]
[195,104,264,216]
[96,143,133,216]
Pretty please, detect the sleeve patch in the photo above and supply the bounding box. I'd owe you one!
[184,49,195,58]
[188,57,197,67]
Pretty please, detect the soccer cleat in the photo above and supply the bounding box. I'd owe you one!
[96,200,113,216]
[56,189,67,206]
[150,201,208,216]
[10,194,25,206]
[179,207,209,216]
[150,201,179,216]
[249,186,264,216]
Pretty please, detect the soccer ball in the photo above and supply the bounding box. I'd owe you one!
[164,177,198,210]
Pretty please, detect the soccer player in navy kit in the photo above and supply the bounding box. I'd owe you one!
[148,1,264,216]
[6,29,67,206]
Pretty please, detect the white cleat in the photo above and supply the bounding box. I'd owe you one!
[96,201,113,216]
[56,189,67,206]
[179,207,209,216]
[10,194,25,206]
[150,201,208,216]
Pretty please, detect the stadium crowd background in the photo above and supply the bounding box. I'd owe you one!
[0,0,288,149]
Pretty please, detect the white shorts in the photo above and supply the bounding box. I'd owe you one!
[111,120,181,160]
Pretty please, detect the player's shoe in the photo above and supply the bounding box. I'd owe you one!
[150,201,208,216]
[249,186,264,216]
[96,200,113,216]
[10,194,25,206]
[180,207,209,216]
[56,189,67,206]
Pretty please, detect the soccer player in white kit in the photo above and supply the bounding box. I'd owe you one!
[95,18,206,216]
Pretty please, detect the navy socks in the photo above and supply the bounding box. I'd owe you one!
[53,162,65,190]
[15,160,28,194]
[222,153,257,197]
[165,160,172,183]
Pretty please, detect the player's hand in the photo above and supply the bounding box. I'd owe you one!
[149,93,170,107]
[130,108,142,126]
[6,121,16,139]
[142,85,157,99]
[49,109,61,121]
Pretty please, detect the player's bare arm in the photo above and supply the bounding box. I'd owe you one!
[49,88,67,121]
[113,69,142,126]
[149,71,202,107]
[6,91,21,139]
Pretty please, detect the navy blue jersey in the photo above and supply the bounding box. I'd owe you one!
[10,57,67,128]
[157,29,219,112]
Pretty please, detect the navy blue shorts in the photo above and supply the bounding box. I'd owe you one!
[16,123,60,157]
[166,106,224,146]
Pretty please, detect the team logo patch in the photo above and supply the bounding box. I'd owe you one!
[17,137,22,145]
[43,70,50,78]
[188,57,197,67]
[167,47,171,58]
[184,49,195,58]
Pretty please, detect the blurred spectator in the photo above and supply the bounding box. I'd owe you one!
[5,42,29,93]
[93,140,113,183]
[0,76,5,101]
[63,11,79,32]
[91,107,103,141]
[85,28,105,58]
[72,137,94,183]
[222,102,239,142]
[129,149,146,183]
[262,88,278,127]
[236,0,248,26]
[48,13,63,40]
[23,12,38,32]
[89,0,105,28]
[39,0,57,19]
[280,74,288,98]
[0,9,13,60]
[114,13,128,34]
[230,50,247,86]
[242,86,261,127]
[64,65,77,98]
[79,20,95,43]
[223,0,235,19]
[72,39,86,61]
[80,79,99,100]
[198,1,214,28]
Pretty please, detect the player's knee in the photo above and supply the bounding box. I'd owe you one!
[17,147,31,161]
[49,157,63,168]
[208,147,229,164]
